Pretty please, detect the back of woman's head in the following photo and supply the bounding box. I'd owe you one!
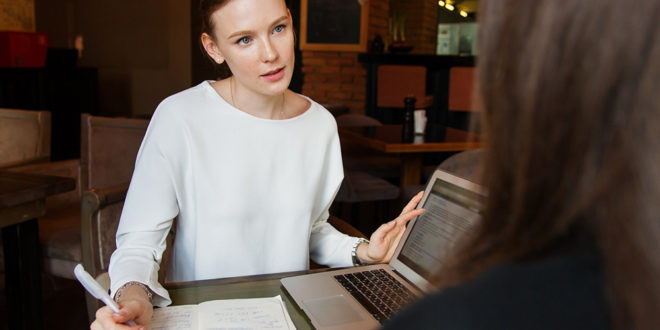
[447,0,660,328]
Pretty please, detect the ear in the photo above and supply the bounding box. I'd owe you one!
[201,33,225,64]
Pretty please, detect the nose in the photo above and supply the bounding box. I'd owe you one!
[260,38,278,63]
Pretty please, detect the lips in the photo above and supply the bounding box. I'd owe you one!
[260,67,286,82]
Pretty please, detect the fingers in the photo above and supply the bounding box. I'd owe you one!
[400,191,424,215]
[370,220,396,243]
[92,306,137,330]
[395,208,424,226]
[92,303,146,330]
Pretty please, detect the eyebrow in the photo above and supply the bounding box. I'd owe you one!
[227,15,288,40]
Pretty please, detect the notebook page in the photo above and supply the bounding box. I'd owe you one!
[198,295,296,329]
[148,304,198,330]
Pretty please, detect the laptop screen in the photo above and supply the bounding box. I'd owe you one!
[397,177,484,280]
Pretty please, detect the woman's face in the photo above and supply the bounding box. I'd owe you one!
[209,0,294,97]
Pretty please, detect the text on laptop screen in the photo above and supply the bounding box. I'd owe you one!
[398,178,484,280]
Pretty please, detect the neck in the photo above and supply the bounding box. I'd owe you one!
[230,77,286,120]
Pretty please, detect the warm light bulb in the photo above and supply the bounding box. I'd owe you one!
[445,4,455,11]
[438,0,445,6]
[460,10,468,17]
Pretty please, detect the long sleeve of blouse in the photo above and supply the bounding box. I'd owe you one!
[108,82,360,307]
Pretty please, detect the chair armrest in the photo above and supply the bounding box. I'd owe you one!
[328,215,367,239]
[83,183,130,209]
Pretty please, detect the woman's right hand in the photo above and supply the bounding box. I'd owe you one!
[91,288,153,329]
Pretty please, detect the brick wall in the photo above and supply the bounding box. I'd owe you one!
[301,0,389,114]
[391,0,438,54]
[0,0,35,31]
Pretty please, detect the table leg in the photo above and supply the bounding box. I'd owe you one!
[2,218,42,330]
[399,154,424,189]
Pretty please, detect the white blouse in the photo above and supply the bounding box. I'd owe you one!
[108,81,358,306]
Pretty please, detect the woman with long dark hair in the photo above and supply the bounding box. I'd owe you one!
[386,0,660,328]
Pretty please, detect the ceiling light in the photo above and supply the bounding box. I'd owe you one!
[460,10,468,17]
[438,1,445,6]
[445,3,455,11]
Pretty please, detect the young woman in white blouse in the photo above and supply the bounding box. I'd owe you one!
[91,0,424,328]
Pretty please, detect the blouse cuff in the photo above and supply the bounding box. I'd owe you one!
[109,253,172,307]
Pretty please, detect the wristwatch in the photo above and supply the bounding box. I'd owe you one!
[351,238,370,266]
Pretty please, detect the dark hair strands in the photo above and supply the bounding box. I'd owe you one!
[435,0,660,328]
[199,0,232,78]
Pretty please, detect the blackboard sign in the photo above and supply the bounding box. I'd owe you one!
[300,0,368,51]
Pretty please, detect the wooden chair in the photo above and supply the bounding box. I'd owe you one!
[0,108,51,168]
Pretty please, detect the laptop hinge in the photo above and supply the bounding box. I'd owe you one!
[392,269,424,293]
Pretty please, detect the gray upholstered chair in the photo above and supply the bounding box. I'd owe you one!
[80,183,130,321]
[8,114,149,285]
[80,114,149,191]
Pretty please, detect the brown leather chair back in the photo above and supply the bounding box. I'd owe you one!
[0,108,51,168]
[80,114,149,191]
[448,67,478,112]
[376,65,428,108]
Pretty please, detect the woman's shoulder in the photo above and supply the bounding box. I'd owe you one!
[158,81,213,111]
[385,252,610,329]
[290,92,336,123]
[150,81,218,123]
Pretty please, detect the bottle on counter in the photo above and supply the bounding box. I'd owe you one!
[401,95,416,143]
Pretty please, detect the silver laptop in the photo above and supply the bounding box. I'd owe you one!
[281,169,486,329]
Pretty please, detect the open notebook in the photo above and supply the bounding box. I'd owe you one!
[281,169,485,330]
[147,295,296,329]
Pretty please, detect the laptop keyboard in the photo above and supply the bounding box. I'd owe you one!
[334,269,417,324]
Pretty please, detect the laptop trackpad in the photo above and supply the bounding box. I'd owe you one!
[303,295,364,326]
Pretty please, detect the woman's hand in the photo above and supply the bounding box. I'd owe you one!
[357,191,425,264]
[90,285,153,330]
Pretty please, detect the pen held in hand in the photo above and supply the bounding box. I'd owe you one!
[73,264,137,326]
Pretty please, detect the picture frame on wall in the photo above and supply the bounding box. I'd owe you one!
[300,0,369,52]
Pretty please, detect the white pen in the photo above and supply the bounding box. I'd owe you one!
[73,264,137,326]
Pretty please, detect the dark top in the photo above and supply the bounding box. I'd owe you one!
[384,238,611,329]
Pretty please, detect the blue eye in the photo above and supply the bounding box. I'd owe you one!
[237,37,250,45]
[274,25,285,33]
